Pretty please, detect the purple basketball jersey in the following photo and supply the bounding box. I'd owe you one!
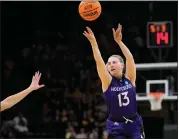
[104,76,137,119]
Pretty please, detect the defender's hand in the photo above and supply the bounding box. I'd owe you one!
[29,71,45,91]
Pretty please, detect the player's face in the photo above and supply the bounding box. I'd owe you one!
[107,57,124,76]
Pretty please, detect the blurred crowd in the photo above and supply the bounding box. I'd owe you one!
[1,1,177,139]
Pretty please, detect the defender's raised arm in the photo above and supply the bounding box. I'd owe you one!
[0,72,45,112]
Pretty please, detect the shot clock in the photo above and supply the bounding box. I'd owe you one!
[147,21,173,48]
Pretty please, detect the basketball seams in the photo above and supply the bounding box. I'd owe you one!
[80,10,101,20]
[79,6,101,14]
[81,10,101,18]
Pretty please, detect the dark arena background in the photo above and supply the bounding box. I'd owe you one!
[1,1,178,139]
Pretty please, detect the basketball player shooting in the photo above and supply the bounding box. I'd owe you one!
[83,24,145,139]
[0,71,45,112]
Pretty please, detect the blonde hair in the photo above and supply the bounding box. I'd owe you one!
[110,55,124,63]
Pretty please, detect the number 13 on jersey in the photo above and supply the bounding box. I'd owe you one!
[118,91,130,107]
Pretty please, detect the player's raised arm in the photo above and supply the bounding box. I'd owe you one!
[0,71,45,112]
[112,24,136,86]
[83,27,112,92]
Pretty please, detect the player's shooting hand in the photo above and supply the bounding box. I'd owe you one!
[83,27,97,45]
[29,71,45,91]
[112,23,122,43]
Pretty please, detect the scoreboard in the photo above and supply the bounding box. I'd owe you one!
[147,21,173,48]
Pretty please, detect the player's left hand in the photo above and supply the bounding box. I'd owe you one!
[29,71,45,91]
[112,23,122,43]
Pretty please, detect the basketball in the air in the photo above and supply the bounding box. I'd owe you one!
[78,0,102,21]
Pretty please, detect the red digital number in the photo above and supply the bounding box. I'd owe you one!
[161,24,166,32]
[150,24,155,32]
[156,32,169,45]
[150,24,166,33]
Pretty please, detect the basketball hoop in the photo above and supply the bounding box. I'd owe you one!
[148,92,165,111]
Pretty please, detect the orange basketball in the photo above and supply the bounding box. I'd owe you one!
[78,0,102,21]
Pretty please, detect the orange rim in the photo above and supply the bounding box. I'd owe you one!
[149,92,164,99]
